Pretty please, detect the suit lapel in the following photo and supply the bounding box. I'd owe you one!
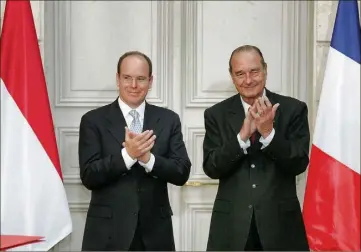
[143,102,163,139]
[106,99,126,145]
[228,95,246,136]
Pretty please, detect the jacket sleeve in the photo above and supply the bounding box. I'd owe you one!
[78,114,129,190]
[149,113,192,186]
[262,102,310,176]
[202,108,248,179]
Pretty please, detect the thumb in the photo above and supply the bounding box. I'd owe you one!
[246,107,254,120]
[128,130,136,139]
[272,103,280,115]
[125,127,130,141]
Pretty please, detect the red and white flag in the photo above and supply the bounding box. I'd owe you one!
[0,0,72,250]
[303,0,360,251]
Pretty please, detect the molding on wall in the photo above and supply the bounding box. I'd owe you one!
[182,1,311,108]
[52,1,172,108]
[57,127,80,184]
[182,202,213,251]
[185,126,208,181]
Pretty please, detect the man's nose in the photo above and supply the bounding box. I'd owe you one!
[245,73,252,84]
[131,79,138,88]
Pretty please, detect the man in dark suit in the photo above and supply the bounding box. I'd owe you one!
[78,51,191,251]
[202,45,310,251]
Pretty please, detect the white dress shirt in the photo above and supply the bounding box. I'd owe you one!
[236,90,275,154]
[118,97,155,172]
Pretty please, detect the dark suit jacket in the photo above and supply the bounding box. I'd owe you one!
[78,99,191,251]
[203,89,310,251]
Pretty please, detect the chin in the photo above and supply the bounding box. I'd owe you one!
[241,88,263,98]
[128,97,144,106]
[240,91,256,98]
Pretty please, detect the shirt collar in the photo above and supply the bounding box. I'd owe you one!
[118,97,146,120]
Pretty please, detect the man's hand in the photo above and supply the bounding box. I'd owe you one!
[239,103,257,142]
[250,96,279,138]
[122,127,156,160]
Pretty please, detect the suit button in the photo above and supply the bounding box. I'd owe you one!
[134,212,138,216]
[252,184,257,188]
[251,164,255,168]
[248,205,252,209]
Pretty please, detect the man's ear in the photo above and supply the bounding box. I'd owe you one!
[148,75,153,90]
[116,73,120,88]
[263,64,268,80]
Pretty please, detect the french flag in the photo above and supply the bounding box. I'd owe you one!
[1,0,72,250]
[303,0,360,251]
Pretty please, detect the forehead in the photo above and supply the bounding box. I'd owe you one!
[231,50,263,72]
[120,55,149,75]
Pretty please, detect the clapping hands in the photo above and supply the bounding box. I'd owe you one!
[122,128,156,163]
[240,96,279,141]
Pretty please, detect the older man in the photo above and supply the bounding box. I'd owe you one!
[203,45,310,251]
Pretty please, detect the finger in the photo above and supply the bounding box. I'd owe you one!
[249,105,258,118]
[128,130,137,139]
[142,141,155,154]
[272,103,280,115]
[250,110,260,119]
[264,96,272,107]
[125,127,130,141]
[136,130,154,144]
[134,130,151,141]
[139,135,156,150]
[246,108,252,119]
[255,99,263,116]
[259,97,267,111]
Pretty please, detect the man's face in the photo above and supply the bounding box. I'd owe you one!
[230,50,267,101]
[116,55,153,108]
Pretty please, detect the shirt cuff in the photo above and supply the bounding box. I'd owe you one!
[121,148,137,170]
[259,128,275,149]
[237,133,251,154]
[138,153,155,173]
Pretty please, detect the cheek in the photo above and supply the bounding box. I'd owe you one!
[140,86,150,94]
[233,79,244,87]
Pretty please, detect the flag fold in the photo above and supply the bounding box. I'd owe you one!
[303,0,361,251]
[0,0,72,250]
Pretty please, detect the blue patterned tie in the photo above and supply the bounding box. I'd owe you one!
[129,110,142,134]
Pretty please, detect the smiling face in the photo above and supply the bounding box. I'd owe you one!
[230,49,267,104]
[116,54,153,108]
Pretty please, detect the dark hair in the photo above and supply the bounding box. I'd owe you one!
[228,45,267,73]
[117,51,153,77]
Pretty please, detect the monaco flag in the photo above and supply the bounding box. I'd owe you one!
[0,0,72,250]
[303,0,360,251]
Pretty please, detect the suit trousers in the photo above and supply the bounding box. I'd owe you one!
[244,211,263,251]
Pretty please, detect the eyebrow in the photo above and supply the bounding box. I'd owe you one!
[235,67,261,74]
[234,70,244,75]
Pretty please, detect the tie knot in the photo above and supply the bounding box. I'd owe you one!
[129,110,139,119]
